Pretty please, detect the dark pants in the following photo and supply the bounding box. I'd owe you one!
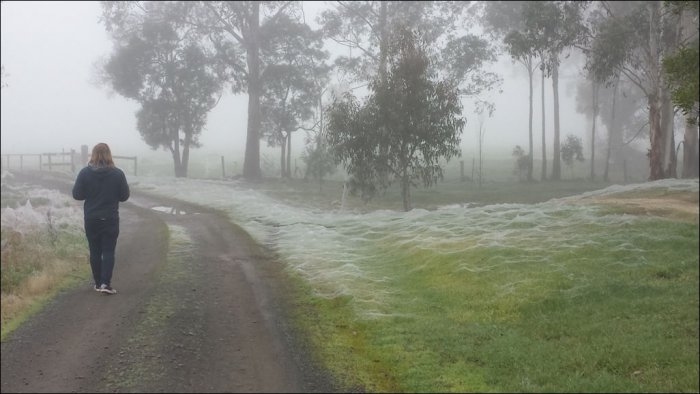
[85,217,120,287]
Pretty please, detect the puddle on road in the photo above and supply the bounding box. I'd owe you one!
[151,206,198,215]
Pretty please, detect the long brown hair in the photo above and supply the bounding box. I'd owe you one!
[89,143,115,168]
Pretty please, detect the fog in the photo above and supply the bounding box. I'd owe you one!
[1,1,590,162]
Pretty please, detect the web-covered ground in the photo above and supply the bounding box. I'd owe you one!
[1,170,83,237]
[127,176,699,317]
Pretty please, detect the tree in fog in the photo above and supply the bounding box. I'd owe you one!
[662,1,699,178]
[326,28,465,211]
[518,1,588,181]
[481,1,538,182]
[320,1,499,98]
[579,76,601,181]
[301,133,336,192]
[512,145,530,182]
[320,1,454,83]
[474,99,495,187]
[561,134,584,179]
[259,14,330,178]
[182,1,301,180]
[100,1,224,178]
[587,1,687,180]
[576,76,618,182]
[581,3,654,183]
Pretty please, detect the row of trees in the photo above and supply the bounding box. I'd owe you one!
[483,0,698,182]
[97,1,699,209]
[99,1,498,211]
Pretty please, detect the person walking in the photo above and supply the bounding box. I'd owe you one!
[72,143,130,295]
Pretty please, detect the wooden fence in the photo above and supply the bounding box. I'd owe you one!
[1,145,138,176]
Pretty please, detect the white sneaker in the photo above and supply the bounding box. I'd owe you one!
[99,284,117,295]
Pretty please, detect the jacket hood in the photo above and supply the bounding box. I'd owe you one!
[88,163,115,175]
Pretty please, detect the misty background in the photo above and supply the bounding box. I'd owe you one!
[1,1,593,169]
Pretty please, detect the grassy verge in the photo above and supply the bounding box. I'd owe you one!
[268,180,699,392]
[1,177,88,341]
[1,229,89,341]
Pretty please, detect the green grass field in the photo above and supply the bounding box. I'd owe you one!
[242,177,699,392]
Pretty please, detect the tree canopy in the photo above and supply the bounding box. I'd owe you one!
[326,28,465,211]
[101,1,224,177]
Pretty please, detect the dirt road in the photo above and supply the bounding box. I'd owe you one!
[1,172,335,393]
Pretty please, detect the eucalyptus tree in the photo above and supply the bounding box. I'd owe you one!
[587,1,685,180]
[481,1,538,181]
[575,75,638,182]
[319,1,452,83]
[512,145,530,182]
[301,133,336,192]
[100,1,224,177]
[561,134,585,179]
[259,14,330,178]
[663,0,699,178]
[326,28,465,211]
[320,1,500,100]
[181,1,302,180]
[583,3,634,182]
[519,1,588,181]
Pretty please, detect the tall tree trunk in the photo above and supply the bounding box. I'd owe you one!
[182,124,191,178]
[661,86,676,178]
[280,134,286,178]
[541,66,547,181]
[661,6,679,178]
[603,76,619,182]
[243,3,262,180]
[378,1,388,82]
[527,59,534,182]
[647,1,665,180]
[551,61,561,181]
[286,131,292,178]
[648,93,665,180]
[172,127,185,178]
[590,82,598,180]
[682,115,699,178]
[401,172,411,212]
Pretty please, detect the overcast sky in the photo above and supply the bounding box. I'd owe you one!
[1,1,589,160]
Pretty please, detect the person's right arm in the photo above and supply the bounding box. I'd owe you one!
[119,171,130,202]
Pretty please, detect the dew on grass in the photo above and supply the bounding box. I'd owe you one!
[1,177,83,236]
[132,176,698,318]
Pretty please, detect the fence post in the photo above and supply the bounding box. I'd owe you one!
[71,149,76,173]
[460,160,465,182]
[221,156,226,179]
